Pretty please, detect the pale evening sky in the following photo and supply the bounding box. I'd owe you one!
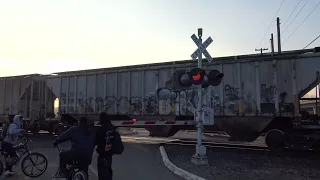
[0,0,320,77]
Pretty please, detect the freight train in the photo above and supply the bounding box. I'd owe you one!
[0,47,320,152]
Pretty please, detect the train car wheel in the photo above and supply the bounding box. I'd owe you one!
[265,129,286,152]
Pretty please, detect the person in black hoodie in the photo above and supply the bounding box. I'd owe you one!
[95,112,124,180]
[53,117,95,178]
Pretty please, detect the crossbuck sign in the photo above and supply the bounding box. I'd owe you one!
[190,34,213,62]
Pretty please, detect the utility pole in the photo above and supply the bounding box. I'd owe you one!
[255,48,268,55]
[277,17,282,54]
[270,33,275,56]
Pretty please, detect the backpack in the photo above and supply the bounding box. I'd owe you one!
[0,124,10,141]
[0,123,18,141]
[105,130,124,155]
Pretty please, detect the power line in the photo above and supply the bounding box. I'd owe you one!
[282,1,320,45]
[281,1,301,28]
[255,48,268,55]
[303,33,320,49]
[256,0,285,48]
[281,0,308,36]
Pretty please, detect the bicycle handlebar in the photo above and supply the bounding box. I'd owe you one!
[20,132,29,144]
[56,143,64,153]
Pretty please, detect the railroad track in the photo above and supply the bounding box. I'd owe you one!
[160,140,269,151]
[162,140,320,160]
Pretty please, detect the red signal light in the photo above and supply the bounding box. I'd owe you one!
[192,74,201,81]
[192,72,205,81]
[189,68,206,85]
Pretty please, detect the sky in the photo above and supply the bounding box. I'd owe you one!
[0,0,320,77]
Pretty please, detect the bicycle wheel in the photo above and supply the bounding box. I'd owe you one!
[72,170,88,180]
[21,152,48,177]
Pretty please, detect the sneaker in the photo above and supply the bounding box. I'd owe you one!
[4,170,15,176]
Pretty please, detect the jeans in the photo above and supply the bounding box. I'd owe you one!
[2,141,18,171]
[97,155,113,180]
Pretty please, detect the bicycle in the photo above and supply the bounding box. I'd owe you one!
[53,145,88,180]
[0,133,48,177]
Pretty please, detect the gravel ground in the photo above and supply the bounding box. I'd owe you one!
[164,145,320,180]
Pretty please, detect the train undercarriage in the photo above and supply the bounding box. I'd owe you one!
[1,110,319,154]
[0,112,318,155]
[57,112,320,153]
[264,115,320,153]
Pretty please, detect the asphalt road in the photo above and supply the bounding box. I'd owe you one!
[0,128,266,180]
[0,136,183,180]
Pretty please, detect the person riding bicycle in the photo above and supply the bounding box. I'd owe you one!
[1,115,25,176]
[53,117,95,178]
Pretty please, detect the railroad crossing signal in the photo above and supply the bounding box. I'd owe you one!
[190,34,213,62]
[188,68,224,88]
[189,68,206,85]
[171,69,192,90]
[190,28,214,166]
[173,68,224,89]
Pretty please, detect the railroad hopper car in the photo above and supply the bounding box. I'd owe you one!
[0,74,68,134]
[1,48,320,152]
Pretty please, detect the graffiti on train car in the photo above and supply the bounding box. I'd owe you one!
[242,92,257,115]
[76,95,158,115]
[63,80,293,116]
[224,85,240,101]
[260,84,277,103]
[71,90,293,116]
[223,84,241,115]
